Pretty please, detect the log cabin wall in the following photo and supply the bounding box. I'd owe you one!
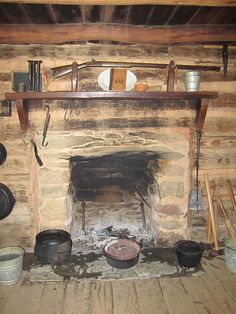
[0,44,235,248]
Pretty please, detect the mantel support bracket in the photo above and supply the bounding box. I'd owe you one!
[196,98,209,133]
[16,99,28,133]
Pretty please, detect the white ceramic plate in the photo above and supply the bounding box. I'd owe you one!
[98,69,137,91]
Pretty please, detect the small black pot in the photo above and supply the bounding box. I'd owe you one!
[175,240,204,268]
[34,229,72,264]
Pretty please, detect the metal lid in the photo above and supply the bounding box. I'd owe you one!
[104,238,141,260]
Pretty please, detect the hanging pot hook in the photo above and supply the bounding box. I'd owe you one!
[64,106,72,121]
[42,105,51,147]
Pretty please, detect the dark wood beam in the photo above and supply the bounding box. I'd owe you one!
[0,24,236,44]
[145,5,156,24]
[0,1,236,7]
[186,6,202,24]
[46,4,58,24]
[5,91,218,101]
[100,5,115,22]
[0,4,14,23]
[18,4,34,24]
[80,5,93,23]
[124,6,132,24]
[164,6,179,25]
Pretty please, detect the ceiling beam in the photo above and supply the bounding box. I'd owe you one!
[0,1,236,7]
[0,24,235,44]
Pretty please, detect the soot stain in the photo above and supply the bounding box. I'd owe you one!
[140,247,178,267]
[53,252,103,280]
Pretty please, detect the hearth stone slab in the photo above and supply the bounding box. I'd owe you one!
[22,247,204,284]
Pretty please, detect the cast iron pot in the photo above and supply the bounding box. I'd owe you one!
[34,229,72,265]
[0,143,7,165]
[174,240,204,268]
[103,238,141,269]
[0,183,15,220]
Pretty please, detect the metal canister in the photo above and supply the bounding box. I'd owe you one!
[184,71,201,91]
[27,60,42,91]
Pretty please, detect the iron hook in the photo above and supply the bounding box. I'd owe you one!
[64,107,71,121]
[42,136,48,147]
[44,105,50,114]
[42,105,51,147]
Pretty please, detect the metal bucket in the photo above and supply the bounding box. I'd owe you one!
[184,71,201,91]
[224,238,236,273]
[0,246,24,285]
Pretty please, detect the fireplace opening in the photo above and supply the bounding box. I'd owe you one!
[67,150,161,247]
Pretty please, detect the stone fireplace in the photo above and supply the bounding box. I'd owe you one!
[31,99,194,246]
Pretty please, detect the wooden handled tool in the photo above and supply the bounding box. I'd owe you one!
[207,189,218,243]
[226,179,236,213]
[217,198,236,238]
[204,174,219,251]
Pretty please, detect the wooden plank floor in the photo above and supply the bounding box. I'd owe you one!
[0,256,236,314]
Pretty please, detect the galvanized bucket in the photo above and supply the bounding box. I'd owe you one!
[224,238,236,273]
[0,246,24,285]
[184,71,201,91]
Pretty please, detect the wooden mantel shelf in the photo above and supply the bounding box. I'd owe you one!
[6,91,218,101]
[5,91,218,133]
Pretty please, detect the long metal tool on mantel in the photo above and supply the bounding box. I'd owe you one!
[51,59,221,80]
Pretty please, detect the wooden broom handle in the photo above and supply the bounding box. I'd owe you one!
[226,180,236,213]
[207,189,215,243]
[204,174,219,250]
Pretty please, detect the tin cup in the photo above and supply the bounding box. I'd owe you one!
[15,82,26,92]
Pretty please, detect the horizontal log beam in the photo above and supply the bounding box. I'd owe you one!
[0,24,236,45]
[0,1,235,7]
[5,91,218,101]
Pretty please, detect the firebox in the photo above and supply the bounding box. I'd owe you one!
[67,151,160,241]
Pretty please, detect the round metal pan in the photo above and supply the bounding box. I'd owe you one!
[103,238,141,269]
[0,183,16,220]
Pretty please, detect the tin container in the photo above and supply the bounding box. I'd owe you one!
[184,71,201,91]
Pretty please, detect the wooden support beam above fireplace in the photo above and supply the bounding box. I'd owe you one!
[1,1,236,6]
[5,91,218,134]
[0,24,236,45]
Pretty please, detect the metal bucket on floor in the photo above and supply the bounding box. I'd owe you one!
[224,238,236,273]
[0,246,24,285]
[184,71,201,91]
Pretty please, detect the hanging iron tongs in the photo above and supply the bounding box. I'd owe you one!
[195,130,202,211]
[42,105,51,146]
